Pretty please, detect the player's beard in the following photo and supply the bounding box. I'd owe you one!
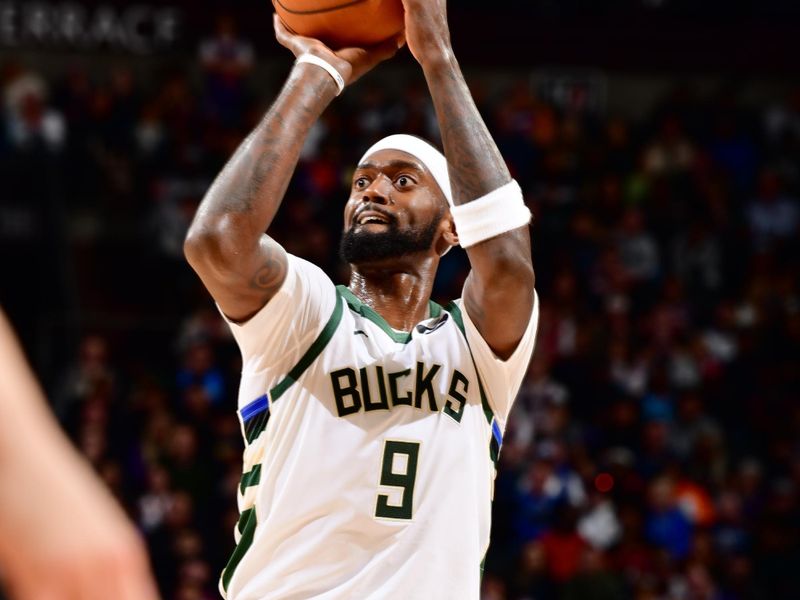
[339,214,441,265]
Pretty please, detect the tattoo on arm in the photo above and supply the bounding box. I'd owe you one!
[204,78,318,222]
[423,59,510,204]
[249,245,288,298]
[422,54,534,356]
[186,65,337,318]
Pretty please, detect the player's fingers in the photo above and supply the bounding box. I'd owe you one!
[273,13,297,51]
[273,14,290,44]
[362,34,404,65]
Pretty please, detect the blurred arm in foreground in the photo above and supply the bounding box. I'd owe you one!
[0,309,159,600]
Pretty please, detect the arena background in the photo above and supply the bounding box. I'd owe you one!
[1,1,799,598]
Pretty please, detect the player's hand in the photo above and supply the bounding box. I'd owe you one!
[400,0,452,67]
[274,14,404,87]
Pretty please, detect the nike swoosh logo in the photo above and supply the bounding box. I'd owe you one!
[416,314,449,335]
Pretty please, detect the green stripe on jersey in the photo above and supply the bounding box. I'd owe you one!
[446,301,494,425]
[239,464,261,493]
[446,300,466,337]
[336,286,444,344]
[221,507,257,592]
[337,286,412,343]
[245,409,270,445]
[270,289,344,402]
[446,299,500,465]
[429,300,443,319]
[244,289,344,446]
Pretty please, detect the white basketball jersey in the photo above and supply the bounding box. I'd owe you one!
[220,255,539,600]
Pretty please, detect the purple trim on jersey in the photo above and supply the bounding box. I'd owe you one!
[240,394,269,424]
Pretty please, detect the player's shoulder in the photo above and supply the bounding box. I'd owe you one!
[286,253,330,279]
[224,254,340,365]
[225,252,336,329]
[284,253,337,295]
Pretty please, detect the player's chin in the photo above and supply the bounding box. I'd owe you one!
[343,224,395,244]
[339,227,401,264]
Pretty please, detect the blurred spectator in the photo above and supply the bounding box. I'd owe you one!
[514,352,571,448]
[745,169,799,251]
[540,505,588,583]
[139,465,174,533]
[645,475,694,561]
[198,15,254,128]
[642,114,695,176]
[562,547,625,600]
[4,70,66,151]
[616,208,661,284]
[578,490,623,551]
[176,339,226,406]
[672,219,723,301]
[608,339,650,399]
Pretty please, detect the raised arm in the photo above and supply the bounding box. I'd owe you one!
[184,17,402,322]
[402,0,535,360]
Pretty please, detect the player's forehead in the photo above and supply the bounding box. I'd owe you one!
[356,149,431,177]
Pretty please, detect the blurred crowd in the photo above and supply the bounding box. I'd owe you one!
[1,17,799,600]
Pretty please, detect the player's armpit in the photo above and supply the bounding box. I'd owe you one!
[460,288,540,420]
[184,230,288,323]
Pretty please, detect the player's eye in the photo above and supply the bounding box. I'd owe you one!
[354,177,369,189]
[396,176,413,188]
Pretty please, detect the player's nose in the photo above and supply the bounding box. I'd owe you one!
[361,174,392,205]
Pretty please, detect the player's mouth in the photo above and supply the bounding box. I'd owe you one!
[353,207,394,227]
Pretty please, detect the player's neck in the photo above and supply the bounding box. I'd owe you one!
[348,259,437,332]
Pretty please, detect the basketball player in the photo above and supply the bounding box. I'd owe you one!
[0,309,159,600]
[184,1,538,598]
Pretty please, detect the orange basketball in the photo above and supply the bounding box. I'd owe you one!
[273,0,405,49]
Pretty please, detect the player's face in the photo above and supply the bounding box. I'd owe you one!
[341,149,451,265]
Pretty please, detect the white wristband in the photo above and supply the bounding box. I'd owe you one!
[451,180,532,248]
[296,54,345,96]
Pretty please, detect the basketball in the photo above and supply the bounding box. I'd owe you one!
[273,0,405,48]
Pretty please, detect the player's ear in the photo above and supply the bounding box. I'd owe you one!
[435,211,459,257]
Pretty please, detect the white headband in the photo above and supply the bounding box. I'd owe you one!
[358,134,530,250]
[358,134,453,206]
